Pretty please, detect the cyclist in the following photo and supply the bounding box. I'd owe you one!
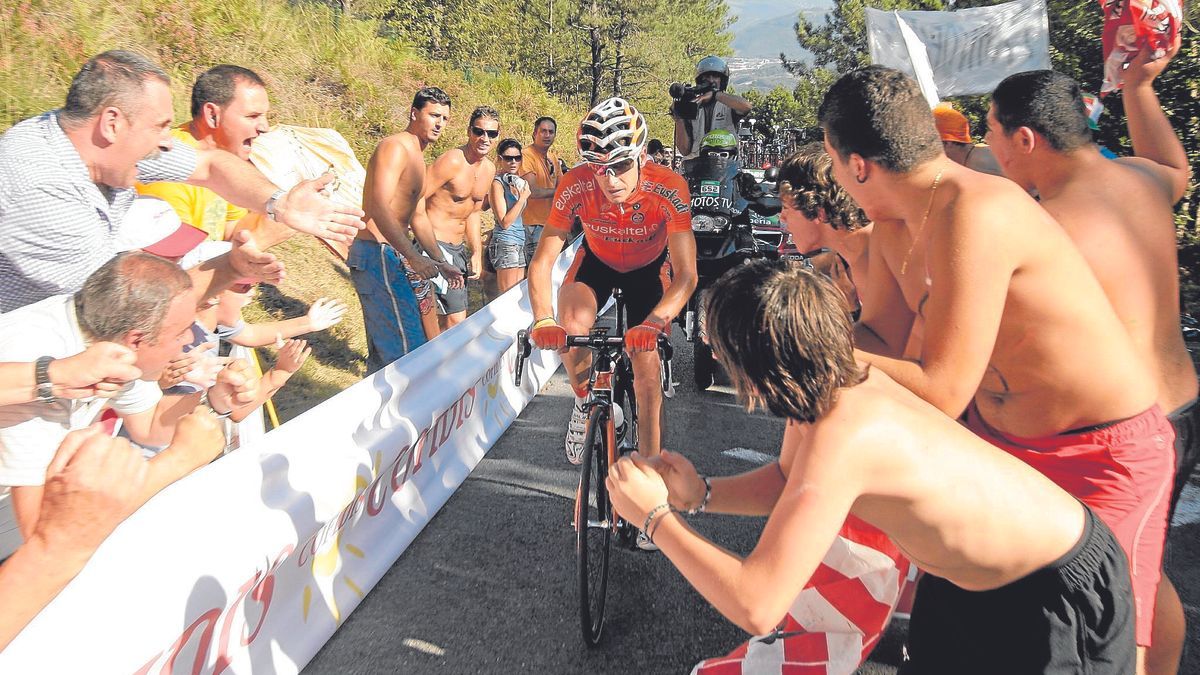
[527,98,698,469]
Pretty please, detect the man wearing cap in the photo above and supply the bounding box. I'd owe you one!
[932,103,1002,176]
[117,197,210,262]
[0,51,365,314]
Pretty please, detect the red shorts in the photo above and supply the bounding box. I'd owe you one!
[964,403,1175,646]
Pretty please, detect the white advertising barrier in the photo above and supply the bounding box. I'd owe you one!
[866,0,1051,97]
[0,241,580,674]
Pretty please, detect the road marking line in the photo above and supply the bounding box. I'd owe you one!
[402,638,445,656]
[1172,482,1200,527]
[723,447,775,465]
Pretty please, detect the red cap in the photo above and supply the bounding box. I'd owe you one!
[143,223,208,259]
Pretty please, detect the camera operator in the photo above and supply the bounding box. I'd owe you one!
[671,56,751,163]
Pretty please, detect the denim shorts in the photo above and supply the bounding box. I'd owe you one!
[489,241,527,269]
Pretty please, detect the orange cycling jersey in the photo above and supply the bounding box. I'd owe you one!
[546,162,692,272]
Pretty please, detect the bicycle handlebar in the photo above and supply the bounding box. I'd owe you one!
[513,330,673,388]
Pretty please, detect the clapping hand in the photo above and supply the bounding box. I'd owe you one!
[275,175,366,245]
[36,427,148,555]
[606,452,670,525]
[163,405,226,469]
[228,231,284,285]
[652,449,707,512]
[208,359,259,412]
[274,339,312,375]
[306,298,348,332]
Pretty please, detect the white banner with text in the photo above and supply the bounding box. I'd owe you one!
[0,242,579,674]
[866,0,1051,97]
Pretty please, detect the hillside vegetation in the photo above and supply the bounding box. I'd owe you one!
[2,0,592,419]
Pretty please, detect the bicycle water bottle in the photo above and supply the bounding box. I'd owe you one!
[612,403,626,443]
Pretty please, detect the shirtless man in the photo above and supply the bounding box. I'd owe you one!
[819,66,1174,666]
[348,87,464,372]
[988,38,1195,675]
[417,106,498,331]
[608,260,1135,673]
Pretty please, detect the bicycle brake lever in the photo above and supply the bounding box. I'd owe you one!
[514,329,530,386]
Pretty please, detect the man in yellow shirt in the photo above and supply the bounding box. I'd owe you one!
[137,65,279,244]
[518,116,562,261]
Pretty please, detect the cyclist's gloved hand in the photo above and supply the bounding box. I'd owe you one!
[530,318,567,351]
[625,318,667,353]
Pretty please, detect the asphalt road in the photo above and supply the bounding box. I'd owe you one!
[306,329,1200,674]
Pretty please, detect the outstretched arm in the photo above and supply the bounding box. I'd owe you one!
[608,427,859,635]
[1119,36,1190,203]
[646,230,698,325]
[187,151,364,244]
[227,298,347,347]
[0,429,148,650]
[528,226,571,322]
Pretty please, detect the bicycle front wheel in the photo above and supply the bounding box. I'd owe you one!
[577,405,612,647]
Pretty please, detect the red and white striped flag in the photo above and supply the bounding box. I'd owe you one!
[692,516,914,675]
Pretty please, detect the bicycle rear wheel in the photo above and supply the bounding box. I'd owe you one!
[577,405,612,646]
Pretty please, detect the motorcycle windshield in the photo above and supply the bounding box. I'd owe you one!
[688,157,747,215]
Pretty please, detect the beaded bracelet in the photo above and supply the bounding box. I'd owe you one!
[642,503,672,538]
[647,506,672,544]
[685,475,712,516]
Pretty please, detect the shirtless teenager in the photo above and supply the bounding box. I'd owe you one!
[607,260,1135,673]
[819,66,1174,664]
[776,143,873,314]
[988,38,1195,675]
[416,106,498,331]
[349,87,464,371]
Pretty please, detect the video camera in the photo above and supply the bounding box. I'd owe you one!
[669,82,717,120]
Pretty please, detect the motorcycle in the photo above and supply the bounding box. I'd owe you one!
[677,154,782,389]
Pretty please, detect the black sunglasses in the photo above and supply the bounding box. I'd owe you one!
[471,126,500,138]
[500,154,522,161]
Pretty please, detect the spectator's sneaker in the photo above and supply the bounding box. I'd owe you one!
[565,395,588,465]
[636,531,660,551]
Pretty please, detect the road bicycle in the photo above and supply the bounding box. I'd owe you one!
[515,288,674,646]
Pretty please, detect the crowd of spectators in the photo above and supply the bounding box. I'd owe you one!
[0,50,366,648]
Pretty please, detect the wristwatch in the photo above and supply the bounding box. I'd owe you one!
[264,188,286,222]
[34,356,55,404]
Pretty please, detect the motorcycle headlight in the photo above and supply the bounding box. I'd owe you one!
[691,214,728,233]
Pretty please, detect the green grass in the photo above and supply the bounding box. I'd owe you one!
[2,0,585,420]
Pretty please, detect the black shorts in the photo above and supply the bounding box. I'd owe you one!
[564,239,671,327]
[1168,397,1199,521]
[900,506,1134,675]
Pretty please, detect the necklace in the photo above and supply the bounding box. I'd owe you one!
[900,168,944,276]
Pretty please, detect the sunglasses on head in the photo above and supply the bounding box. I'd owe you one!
[471,126,500,138]
[500,154,522,161]
[588,158,636,176]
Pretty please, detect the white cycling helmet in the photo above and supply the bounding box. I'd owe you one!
[577,97,649,166]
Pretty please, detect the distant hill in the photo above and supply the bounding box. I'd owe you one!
[727,0,831,92]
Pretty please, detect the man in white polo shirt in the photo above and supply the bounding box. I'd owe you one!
[0,252,254,538]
